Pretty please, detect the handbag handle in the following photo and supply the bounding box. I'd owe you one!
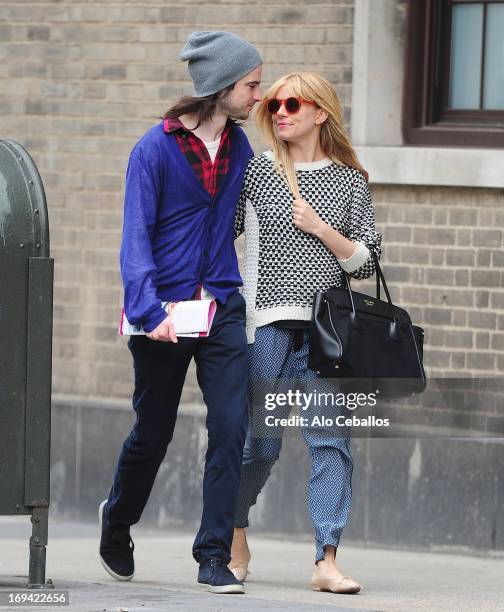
[375,262,381,301]
[342,252,401,341]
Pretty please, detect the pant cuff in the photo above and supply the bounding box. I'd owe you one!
[315,540,341,563]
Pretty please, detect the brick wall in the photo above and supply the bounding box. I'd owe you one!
[370,186,504,378]
[1,1,502,404]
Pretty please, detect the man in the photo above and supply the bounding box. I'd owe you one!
[99,31,262,594]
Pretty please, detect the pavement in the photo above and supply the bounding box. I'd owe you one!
[0,518,503,612]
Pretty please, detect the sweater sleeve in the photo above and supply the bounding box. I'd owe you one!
[234,189,246,239]
[120,145,168,333]
[234,158,253,239]
[338,170,382,280]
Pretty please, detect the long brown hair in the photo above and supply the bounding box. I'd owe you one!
[163,83,235,130]
[255,71,368,197]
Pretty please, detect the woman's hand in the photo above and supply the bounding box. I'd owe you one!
[292,197,358,259]
[292,198,326,237]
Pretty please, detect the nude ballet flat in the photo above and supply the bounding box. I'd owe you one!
[311,566,362,594]
[228,562,250,582]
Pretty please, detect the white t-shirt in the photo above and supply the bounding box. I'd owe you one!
[202,137,221,163]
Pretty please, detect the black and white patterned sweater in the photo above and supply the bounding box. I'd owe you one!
[235,151,382,343]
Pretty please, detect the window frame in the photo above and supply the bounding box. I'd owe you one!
[402,0,504,147]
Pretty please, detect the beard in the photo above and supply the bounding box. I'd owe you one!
[218,93,250,120]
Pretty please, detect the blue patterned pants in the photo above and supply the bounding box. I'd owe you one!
[234,324,353,562]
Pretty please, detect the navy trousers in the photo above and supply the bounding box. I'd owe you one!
[106,291,248,564]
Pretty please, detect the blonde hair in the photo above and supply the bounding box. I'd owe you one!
[255,71,368,197]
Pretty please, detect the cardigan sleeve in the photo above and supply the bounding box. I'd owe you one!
[120,145,167,332]
[337,170,382,280]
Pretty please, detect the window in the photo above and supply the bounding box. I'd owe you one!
[403,0,504,147]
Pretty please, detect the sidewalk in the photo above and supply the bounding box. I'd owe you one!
[0,518,503,611]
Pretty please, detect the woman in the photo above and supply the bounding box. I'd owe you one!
[229,72,382,594]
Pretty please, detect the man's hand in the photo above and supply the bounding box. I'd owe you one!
[146,304,178,342]
[292,198,325,237]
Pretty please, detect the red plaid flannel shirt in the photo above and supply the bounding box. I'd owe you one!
[163,116,231,198]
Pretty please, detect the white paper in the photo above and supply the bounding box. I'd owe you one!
[119,300,216,337]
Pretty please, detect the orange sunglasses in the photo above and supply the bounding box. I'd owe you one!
[264,97,315,115]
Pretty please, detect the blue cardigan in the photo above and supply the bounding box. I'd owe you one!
[120,121,253,332]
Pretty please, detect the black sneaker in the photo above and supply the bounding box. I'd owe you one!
[197,557,245,594]
[99,499,134,581]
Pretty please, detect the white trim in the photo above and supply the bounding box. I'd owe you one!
[337,240,371,273]
[262,149,333,171]
[355,146,504,188]
[255,305,312,326]
[248,306,313,344]
[351,0,404,147]
[351,0,370,146]
[243,198,260,344]
[351,0,504,189]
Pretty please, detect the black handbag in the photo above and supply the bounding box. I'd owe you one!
[308,253,426,399]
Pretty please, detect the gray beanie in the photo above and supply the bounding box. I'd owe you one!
[180,31,262,97]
